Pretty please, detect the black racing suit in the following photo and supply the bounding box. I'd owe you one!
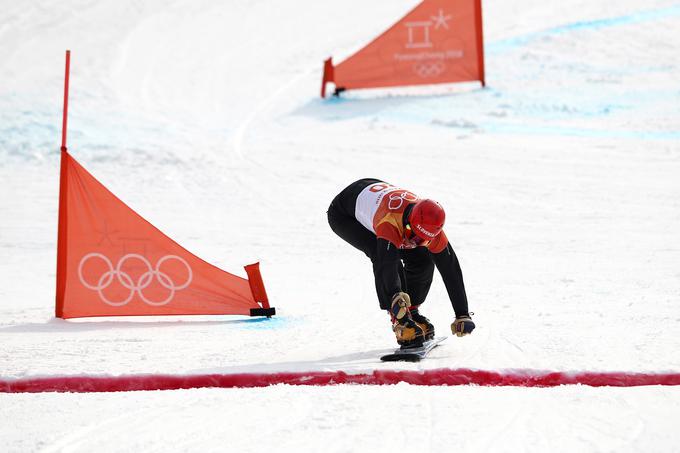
[327,178,470,316]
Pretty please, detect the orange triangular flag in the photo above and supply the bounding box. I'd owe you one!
[322,0,485,97]
[55,150,272,319]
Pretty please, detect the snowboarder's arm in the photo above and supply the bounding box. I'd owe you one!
[373,238,404,309]
[431,242,470,317]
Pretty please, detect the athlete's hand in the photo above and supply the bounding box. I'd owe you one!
[390,292,412,320]
[451,314,475,337]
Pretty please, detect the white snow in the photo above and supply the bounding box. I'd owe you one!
[1,0,680,451]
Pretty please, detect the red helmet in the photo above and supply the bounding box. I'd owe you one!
[409,199,445,240]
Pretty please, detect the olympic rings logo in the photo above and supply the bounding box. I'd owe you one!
[388,191,418,210]
[78,253,193,307]
[413,62,445,78]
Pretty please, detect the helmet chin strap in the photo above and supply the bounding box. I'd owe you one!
[403,203,415,229]
[403,203,417,240]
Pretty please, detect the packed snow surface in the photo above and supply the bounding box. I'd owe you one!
[1,0,679,451]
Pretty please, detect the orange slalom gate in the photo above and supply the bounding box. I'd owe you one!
[55,51,274,319]
[322,0,485,97]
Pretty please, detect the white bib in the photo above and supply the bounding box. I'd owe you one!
[355,182,397,232]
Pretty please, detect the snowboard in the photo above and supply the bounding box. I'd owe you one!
[380,336,447,362]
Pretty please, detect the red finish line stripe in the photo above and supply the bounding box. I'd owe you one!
[2,369,680,393]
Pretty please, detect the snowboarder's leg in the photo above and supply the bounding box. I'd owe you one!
[327,204,377,259]
[328,203,401,310]
[328,204,391,309]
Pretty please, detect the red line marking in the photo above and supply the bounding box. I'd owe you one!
[2,369,680,393]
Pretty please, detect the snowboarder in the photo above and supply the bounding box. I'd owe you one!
[327,178,475,348]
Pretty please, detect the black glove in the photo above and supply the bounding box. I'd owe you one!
[451,313,475,337]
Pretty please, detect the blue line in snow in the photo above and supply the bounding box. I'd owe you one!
[478,123,680,140]
[489,4,680,52]
[236,316,292,330]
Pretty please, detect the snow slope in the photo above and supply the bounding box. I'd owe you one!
[1,0,680,451]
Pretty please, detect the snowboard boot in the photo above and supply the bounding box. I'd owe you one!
[409,307,435,341]
[390,293,425,349]
[391,316,425,349]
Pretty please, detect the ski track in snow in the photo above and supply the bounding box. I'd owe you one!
[1,0,680,451]
[488,3,680,52]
